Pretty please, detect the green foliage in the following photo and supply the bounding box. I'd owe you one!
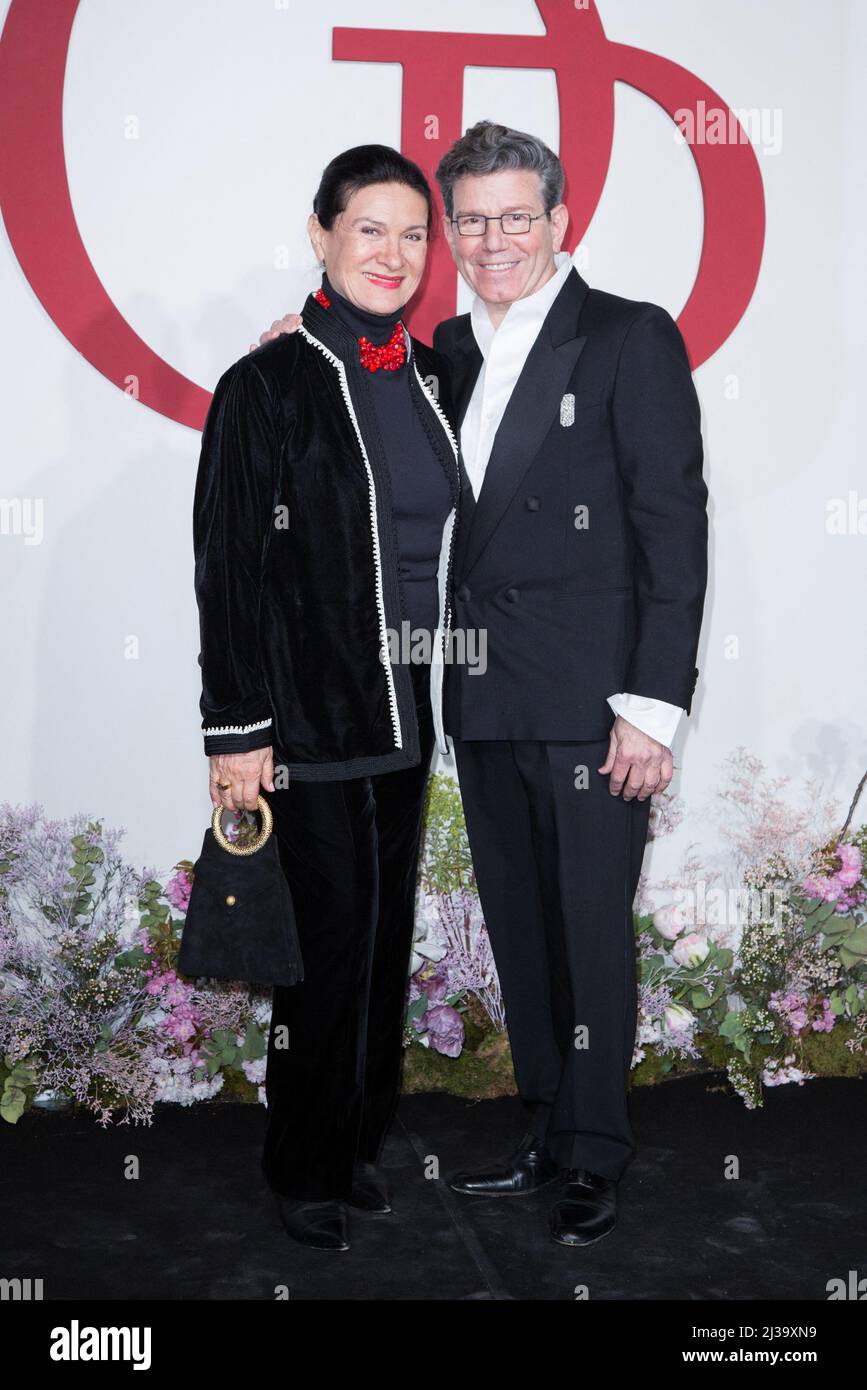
[796,889,867,973]
[67,825,106,920]
[1,1056,40,1124]
[239,1021,265,1062]
[406,992,429,1027]
[113,944,148,972]
[195,1022,265,1080]
[418,773,474,894]
[136,878,178,947]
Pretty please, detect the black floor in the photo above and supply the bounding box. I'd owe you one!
[3,1075,865,1301]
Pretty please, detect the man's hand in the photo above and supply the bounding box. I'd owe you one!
[249,313,303,353]
[598,717,672,800]
[209,747,275,813]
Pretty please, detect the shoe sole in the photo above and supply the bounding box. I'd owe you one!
[549,1223,616,1247]
[281,1234,351,1251]
[448,1175,561,1196]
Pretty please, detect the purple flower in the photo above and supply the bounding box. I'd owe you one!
[420,969,449,1004]
[811,998,836,1033]
[418,1003,464,1058]
[769,989,809,1036]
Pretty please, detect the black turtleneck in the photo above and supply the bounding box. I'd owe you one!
[320,271,453,642]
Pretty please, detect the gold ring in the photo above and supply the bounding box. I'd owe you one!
[211,794,273,855]
[215,781,231,790]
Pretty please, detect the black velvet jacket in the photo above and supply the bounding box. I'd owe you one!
[193,291,461,778]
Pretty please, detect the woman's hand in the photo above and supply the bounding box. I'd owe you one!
[209,747,275,813]
[249,313,303,352]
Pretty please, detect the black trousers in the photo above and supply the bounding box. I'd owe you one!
[453,735,651,1182]
[260,660,434,1201]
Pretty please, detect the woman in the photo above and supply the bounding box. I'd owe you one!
[192,146,462,1251]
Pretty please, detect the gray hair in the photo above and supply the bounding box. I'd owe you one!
[435,119,565,220]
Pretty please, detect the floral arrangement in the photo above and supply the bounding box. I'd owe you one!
[634,753,867,1106]
[405,773,504,1058]
[0,805,269,1125]
[1,751,865,1126]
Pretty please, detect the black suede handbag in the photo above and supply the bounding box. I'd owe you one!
[178,795,304,987]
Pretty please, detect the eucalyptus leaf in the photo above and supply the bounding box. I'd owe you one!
[406,992,429,1022]
[240,1022,265,1061]
[0,1084,26,1123]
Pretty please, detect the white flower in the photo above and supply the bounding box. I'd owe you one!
[410,937,447,975]
[653,902,691,940]
[410,897,449,974]
[663,1003,695,1036]
[762,1054,816,1087]
[149,1052,224,1104]
[637,1018,664,1046]
[241,1056,266,1085]
[671,932,710,968]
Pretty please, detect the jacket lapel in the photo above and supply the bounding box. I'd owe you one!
[451,331,484,431]
[442,320,483,553]
[460,268,589,580]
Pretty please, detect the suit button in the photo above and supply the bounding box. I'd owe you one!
[456,584,471,602]
[505,588,520,603]
[525,496,541,511]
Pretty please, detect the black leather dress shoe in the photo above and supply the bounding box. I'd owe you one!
[447,1132,560,1196]
[549,1168,618,1246]
[346,1160,392,1213]
[274,1195,350,1251]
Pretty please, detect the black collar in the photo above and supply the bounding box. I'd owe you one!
[321,272,406,345]
[301,290,418,375]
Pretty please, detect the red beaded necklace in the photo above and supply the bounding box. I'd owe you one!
[314,285,407,372]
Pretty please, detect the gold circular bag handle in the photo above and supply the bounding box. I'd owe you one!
[211,794,273,855]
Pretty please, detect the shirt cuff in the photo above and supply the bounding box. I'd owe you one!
[607,693,685,749]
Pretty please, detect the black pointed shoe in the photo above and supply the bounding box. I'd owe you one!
[549,1168,618,1246]
[447,1132,560,1196]
[346,1160,392,1213]
[274,1195,350,1251]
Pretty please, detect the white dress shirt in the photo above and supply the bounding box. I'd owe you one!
[459,250,685,750]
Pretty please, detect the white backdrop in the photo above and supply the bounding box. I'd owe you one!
[2,0,865,888]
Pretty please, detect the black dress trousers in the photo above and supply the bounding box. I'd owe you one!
[453,733,651,1182]
[259,657,434,1202]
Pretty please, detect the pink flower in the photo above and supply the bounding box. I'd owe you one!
[162,1000,202,1047]
[162,979,192,1008]
[803,841,864,908]
[835,842,862,888]
[165,869,193,914]
[802,874,840,903]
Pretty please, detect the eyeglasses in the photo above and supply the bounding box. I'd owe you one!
[450,212,548,236]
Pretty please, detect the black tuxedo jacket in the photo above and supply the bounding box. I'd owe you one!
[432,266,708,742]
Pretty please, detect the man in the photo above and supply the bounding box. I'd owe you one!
[258,119,708,1248]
